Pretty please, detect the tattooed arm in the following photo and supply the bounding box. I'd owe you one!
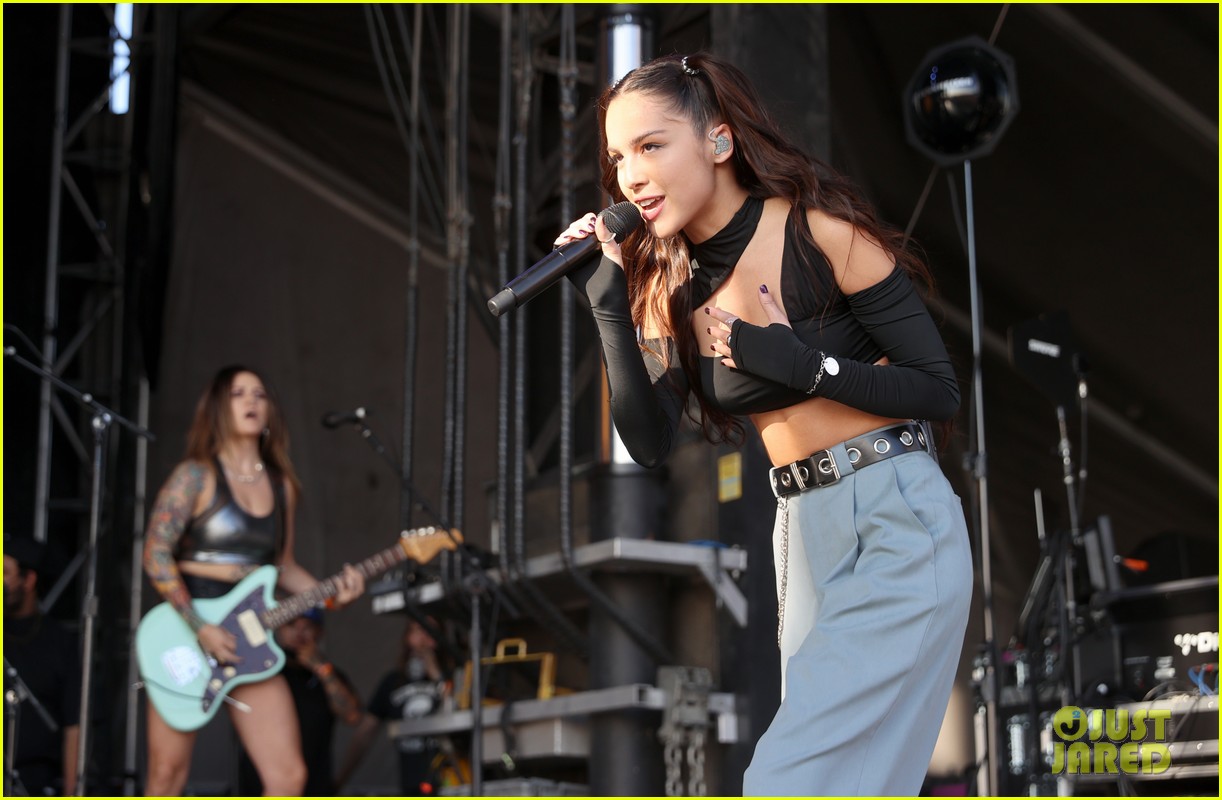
[294,634,366,726]
[143,461,240,661]
[143,460,208,632]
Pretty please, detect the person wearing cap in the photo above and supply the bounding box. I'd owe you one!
[3,537,81,796]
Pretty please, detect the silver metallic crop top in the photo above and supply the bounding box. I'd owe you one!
[175,457,283,566]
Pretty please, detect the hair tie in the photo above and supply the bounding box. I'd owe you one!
[681,56,699,76]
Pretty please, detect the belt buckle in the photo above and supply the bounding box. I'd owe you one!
[814,450,839,486]
[786,460,811,492]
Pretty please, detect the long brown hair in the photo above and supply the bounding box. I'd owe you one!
[596,52,939,444]
[184,364,301,495]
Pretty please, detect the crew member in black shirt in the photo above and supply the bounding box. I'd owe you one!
[3,537,81,796]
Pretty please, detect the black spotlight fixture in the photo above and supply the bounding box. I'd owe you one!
[901,34,1019,798]
[903,35,1019,166]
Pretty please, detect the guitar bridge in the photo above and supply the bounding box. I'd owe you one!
[237,609,268,647]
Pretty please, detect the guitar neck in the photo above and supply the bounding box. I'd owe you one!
[260,543,411,630]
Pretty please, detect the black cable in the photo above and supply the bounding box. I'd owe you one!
[3,324,50,366]
[393,3,423,530]
[448,4,471,537]
[502,9,588,655]
[551,6,670,666]
[362,4,445,235]
[483,6,573,646]
[492,4,526,611]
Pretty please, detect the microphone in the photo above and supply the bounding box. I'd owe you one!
[486,201,643,317]
[321,407,367,429]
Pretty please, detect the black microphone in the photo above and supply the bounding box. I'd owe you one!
[321,407,367,429]
[486,201,643,317]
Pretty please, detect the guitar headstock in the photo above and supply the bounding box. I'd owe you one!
[397,526,463,564]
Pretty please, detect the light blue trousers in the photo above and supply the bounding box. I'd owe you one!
[743,446,973,796]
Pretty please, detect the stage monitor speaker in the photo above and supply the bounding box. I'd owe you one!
[1008,310,1084,409]
[1088,575,1218,701]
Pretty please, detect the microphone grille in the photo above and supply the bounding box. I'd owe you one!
[599,202,644,243]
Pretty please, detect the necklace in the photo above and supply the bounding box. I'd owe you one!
[225,460,265,484]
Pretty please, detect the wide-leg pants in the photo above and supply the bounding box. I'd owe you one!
[742,445,973,796]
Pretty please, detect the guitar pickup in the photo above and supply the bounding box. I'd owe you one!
[237,609,268,647]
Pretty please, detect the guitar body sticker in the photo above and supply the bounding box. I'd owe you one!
[162,645,205,687]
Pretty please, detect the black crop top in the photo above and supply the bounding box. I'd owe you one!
[175,457,283,566]
[688,195,888,415]
[567,195,959,469]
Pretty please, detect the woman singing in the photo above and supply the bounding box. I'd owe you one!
[557,53,973,795]
[142,365,365,795]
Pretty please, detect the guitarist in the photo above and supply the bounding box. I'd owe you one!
[141,365,365,796]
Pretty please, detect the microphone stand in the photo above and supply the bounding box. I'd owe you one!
[3,347,155,797]
[956,159,1005,797]
[328,411,520,795]
[5,658,59,796]
[1054,393,1085,706]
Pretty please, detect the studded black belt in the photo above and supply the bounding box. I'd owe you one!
[769,421,933,498]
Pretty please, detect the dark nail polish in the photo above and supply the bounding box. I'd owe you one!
[704,307,710,314]
[760,284,769,293]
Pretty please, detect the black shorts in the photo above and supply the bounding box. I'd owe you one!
[181,573,236,599]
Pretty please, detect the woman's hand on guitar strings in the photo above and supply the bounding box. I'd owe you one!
[332,563,365,608]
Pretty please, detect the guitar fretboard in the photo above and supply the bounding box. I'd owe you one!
[259,541,413,630]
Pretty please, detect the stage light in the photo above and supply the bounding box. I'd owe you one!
[903,35,1019,166]
[110,3,133,115]
[901,37,1020,795]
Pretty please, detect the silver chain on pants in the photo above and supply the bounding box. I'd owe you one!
[776,496,789,649]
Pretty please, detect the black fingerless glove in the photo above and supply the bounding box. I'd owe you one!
[729,320,826,393]
[726,268,960,421]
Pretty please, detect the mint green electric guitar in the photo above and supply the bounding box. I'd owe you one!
[136,526,460,732]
